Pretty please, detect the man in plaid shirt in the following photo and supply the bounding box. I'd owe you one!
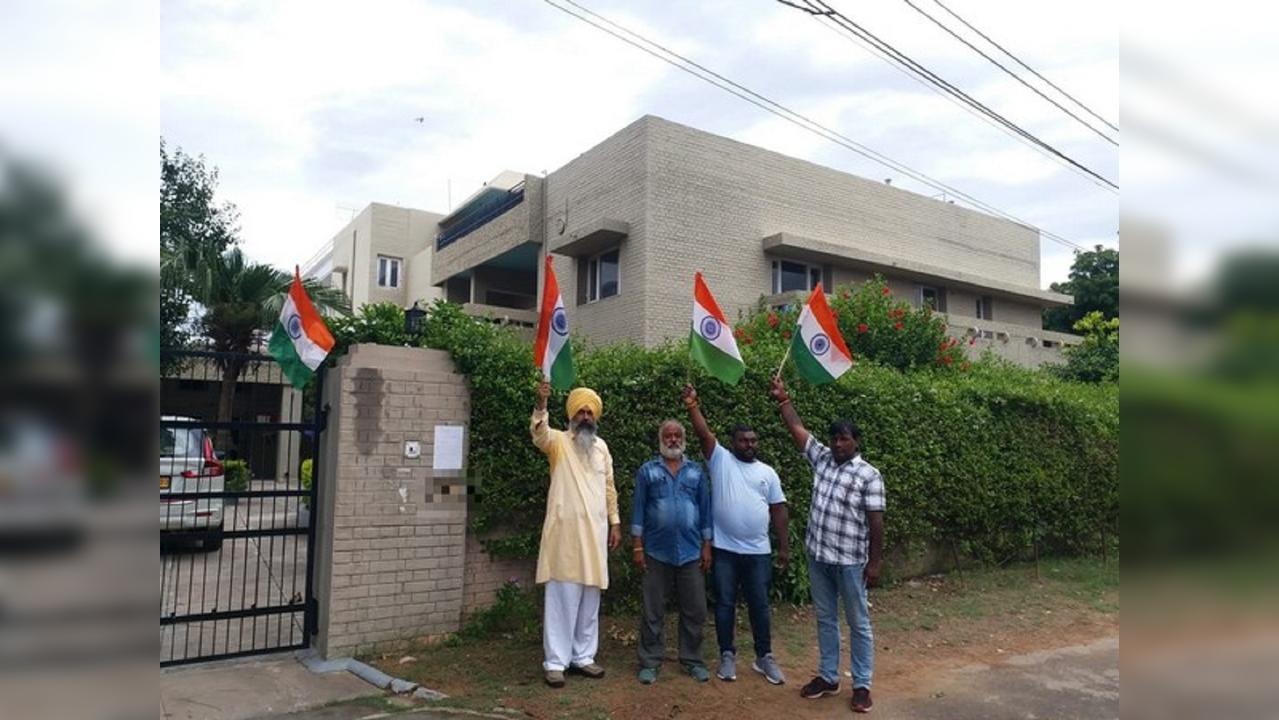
[769,377,885,714]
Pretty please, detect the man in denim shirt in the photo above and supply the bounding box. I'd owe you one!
[630,420,713,685]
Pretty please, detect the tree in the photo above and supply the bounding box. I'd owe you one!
[160,140,240,356]
[190,248,350,448]
[1049,311,1118,383]
[1043,245,1119,333]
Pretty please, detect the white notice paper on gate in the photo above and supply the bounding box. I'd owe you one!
[432,425,465,471]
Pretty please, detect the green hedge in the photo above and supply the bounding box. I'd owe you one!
[331,298,1118,607]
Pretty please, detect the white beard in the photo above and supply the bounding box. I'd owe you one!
[660,443,685,461]
[571,424,597,453]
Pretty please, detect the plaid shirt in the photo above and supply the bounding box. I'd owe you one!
[803,435,886,565]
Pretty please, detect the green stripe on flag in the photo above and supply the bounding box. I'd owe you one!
[268,321,315,389]
[690,331,745,385]
[790,333,838,385]
[548,343,575,391]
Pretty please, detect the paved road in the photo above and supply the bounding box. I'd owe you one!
[892,636,1118,720]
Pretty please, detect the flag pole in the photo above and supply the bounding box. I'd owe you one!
[774,342,792,380]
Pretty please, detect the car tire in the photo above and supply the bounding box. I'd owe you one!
[203,528,224,552]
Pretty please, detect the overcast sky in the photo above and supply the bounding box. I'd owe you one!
[7,1,1275,292]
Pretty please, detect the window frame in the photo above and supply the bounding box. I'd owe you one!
[975,295,993,321]
[585,248,620,303]
[916,284,947,312]
[376,255,403,289]
[771,259,823,295]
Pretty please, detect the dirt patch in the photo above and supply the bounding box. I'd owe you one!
[373,562,1119,720]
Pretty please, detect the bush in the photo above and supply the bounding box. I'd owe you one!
[332,284,1118,607]
[457,579,540,640]
[222,459,250,493]
[300,458,313,510]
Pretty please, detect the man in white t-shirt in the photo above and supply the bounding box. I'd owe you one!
[683,383,790,686]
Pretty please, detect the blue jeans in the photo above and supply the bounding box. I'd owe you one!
[711,548,772,658]
[808,555,873,688]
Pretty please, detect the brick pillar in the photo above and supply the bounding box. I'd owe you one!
[313,344,471,659]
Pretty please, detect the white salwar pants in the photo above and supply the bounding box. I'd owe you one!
[542,580,601,672]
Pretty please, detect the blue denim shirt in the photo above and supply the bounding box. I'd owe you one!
[630,456,712,567]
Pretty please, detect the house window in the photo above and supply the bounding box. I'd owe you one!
[917,285,947,312]
[377,255,402,288]
[976,295,993,320]
[585,249,620,303]
[771,260,822,294]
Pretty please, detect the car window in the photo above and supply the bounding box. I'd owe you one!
[162,427,205,457]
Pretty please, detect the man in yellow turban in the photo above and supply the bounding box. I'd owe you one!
[531,381,621,688]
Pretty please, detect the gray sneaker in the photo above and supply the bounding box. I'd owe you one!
[752,653,785,685]
[717,651,737,681]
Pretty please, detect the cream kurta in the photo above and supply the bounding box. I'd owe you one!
[531,408,620,589]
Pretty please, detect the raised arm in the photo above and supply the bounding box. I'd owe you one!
[768,376,810,450]
[683,383,718,460]
[530,380,556,456]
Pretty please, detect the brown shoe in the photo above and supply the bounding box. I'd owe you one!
[570,663,606,679]
[851,687,874,713]
[545,669,566,688]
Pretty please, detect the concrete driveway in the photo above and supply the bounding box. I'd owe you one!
[161,490,310,664]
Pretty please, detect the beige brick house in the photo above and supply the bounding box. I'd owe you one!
[317,115,1079,366]
[303,202,446,312]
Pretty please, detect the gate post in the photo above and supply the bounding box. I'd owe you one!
[312,344,471,659]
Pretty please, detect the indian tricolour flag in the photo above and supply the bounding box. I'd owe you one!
[791,283,853,385]
[689,272,745,385]
[268,269,335,389]
[534,255,575,390]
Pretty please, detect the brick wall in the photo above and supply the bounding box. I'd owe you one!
[313,345,473,659]
[462,526,536,616]
[311,344,543,658]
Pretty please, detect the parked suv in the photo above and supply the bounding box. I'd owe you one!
[160,417,225,551]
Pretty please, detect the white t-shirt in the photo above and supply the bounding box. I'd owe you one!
[707,442,786,555]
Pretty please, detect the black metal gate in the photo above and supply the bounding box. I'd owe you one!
[160,350,325,666]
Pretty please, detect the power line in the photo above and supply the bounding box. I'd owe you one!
[895,0,1117,145]
[789,0,1117,190]
[541,0,1088,251]
[927,0,1118,134]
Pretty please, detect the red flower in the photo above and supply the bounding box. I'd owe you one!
[881,286,891,296]
[968,337,976,346]
[767,313,779,328]
[961,362,970,371]
[734,328,745,339]
[840,289,850,299]
[781,330,792,339]
[939,340,949,350]
[857,323,869,334]
[943,355,953,365]
[893,321,903,331]
[742,335,754,345]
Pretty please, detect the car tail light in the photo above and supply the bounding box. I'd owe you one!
[181,436,224,478]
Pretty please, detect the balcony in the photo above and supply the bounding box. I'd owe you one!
[436,183,526,250]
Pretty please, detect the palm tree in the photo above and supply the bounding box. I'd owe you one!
[190,248,350,448]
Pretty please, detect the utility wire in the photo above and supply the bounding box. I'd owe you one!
[896,0,1116,145]
[928,0,1118,134]
[792,0,1116,190]
[542,0,1088,251]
